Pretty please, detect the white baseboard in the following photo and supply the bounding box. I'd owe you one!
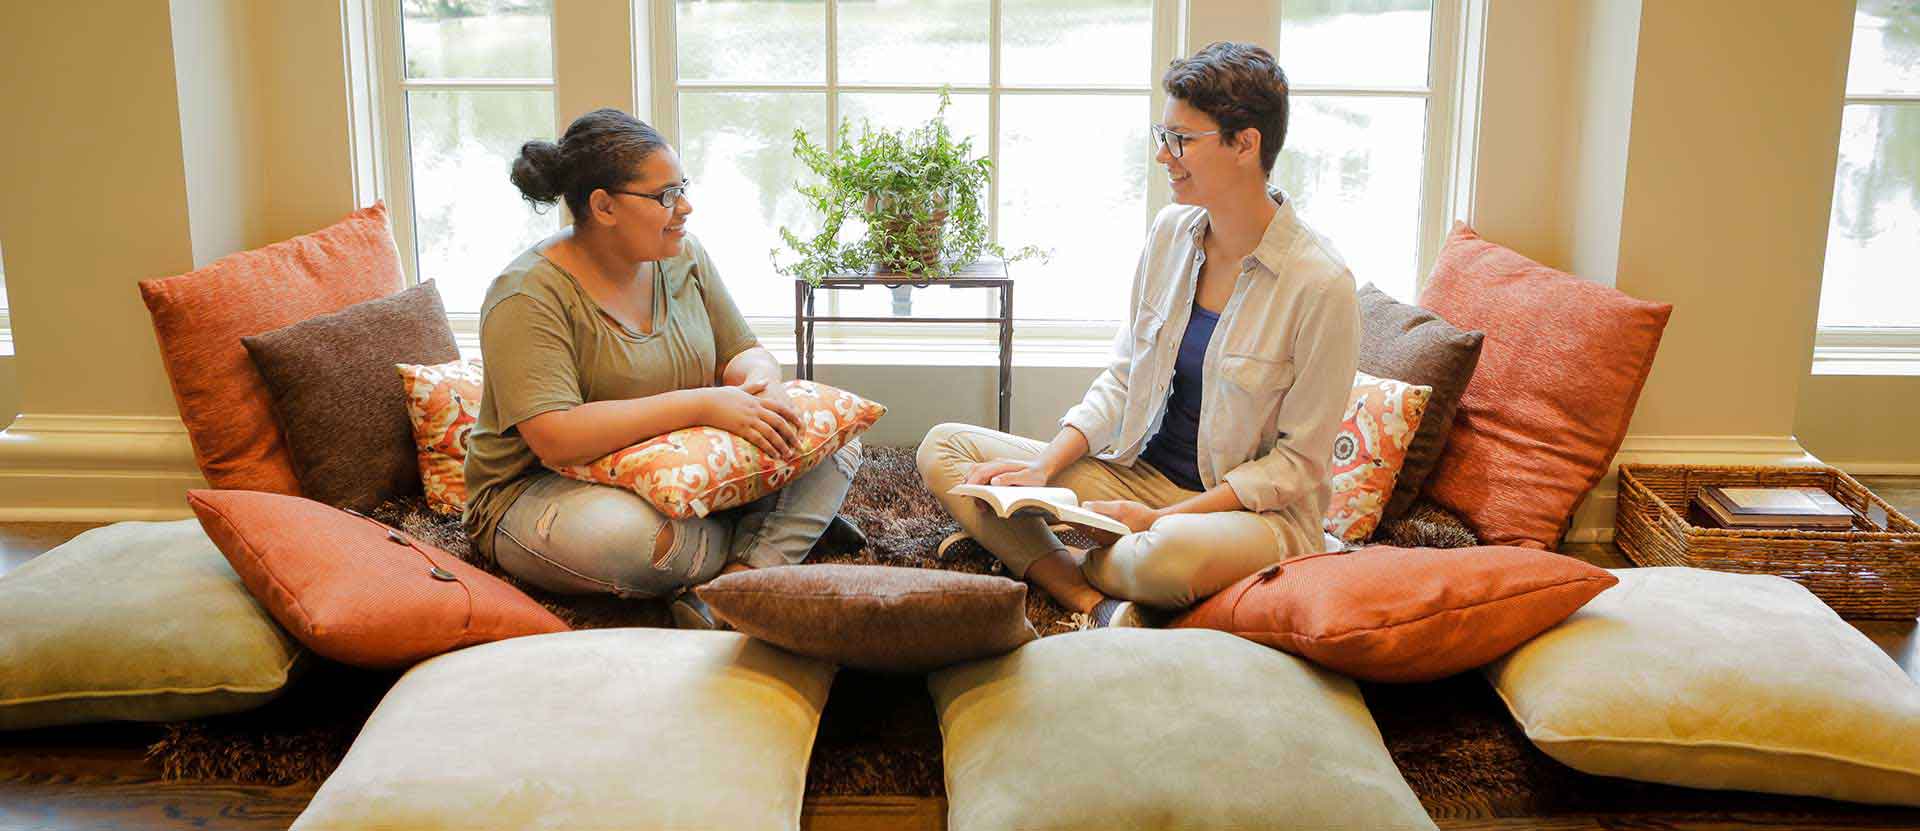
[1561,434,1822,545]
[0,414,204,521]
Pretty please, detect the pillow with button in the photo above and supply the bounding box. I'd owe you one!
[188,489,568,669]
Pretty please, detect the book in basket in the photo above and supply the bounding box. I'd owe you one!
[947,484,1132,537]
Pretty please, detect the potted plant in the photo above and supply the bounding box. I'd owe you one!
[772,91,1044,313]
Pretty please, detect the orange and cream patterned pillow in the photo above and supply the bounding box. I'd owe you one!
[1325,372,1432,543]
[396,358,484,516]
[552,380,885,519]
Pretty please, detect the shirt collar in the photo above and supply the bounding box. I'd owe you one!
[1187,187,1301,277]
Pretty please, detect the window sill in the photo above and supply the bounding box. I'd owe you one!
[454,330,1113,370]
[1811,345,1920,377]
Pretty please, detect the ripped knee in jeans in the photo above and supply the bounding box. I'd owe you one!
[651,523,676,569]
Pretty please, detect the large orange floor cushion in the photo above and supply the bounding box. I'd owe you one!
[189,489,569,669]
[1417,224,1671,549]
[140,204,404,494]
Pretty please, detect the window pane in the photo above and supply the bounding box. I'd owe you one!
[1848,1,1920,95]
[676,0,826,84]
[1820,103,1920,328]
[406,90,560,313]
[1280,0,1431,88]
[1002,0,1152,87]
[679,92,830,319]
[402,0,553,80]
[839,0,989,85]
[999,94,1149,323]
[836,93,994,321]
[1273,95,1426,301]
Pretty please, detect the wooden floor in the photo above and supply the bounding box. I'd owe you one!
[2,479,1918,830]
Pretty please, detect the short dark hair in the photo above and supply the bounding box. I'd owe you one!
[1161,42,1290,173]
[510,108,667,219]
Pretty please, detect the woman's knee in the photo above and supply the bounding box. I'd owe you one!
[915,422,976,482]
[499,495,709,599]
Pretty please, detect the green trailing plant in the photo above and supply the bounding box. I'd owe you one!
[773,91,1046,286]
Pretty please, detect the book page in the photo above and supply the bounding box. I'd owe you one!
[1718,487,1846,514]
[948,484,1081,511]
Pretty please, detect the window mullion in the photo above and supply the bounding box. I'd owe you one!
[374,0,419,285]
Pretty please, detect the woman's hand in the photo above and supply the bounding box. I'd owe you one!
[698,383,799,459]
[1084,500,1163,533]
[751,380,803,437]
[965,459,1051,487]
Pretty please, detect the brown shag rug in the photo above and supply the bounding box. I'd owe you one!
[149,445,1894,818]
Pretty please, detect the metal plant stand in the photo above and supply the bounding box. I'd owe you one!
[794,258,1013,432]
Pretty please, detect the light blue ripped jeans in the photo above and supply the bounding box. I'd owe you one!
[492,440,863,599]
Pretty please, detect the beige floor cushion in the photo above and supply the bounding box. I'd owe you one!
[1486,567,1920,806]
[928,628,1437,831]
[292,628,836,831]
[0,520,302,730]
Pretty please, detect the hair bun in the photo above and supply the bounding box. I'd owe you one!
[510,140,565,206]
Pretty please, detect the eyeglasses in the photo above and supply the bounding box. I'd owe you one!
[608,179,690,211]
[1150,124,1221,159]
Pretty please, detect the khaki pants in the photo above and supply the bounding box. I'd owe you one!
[916,423,1325,609]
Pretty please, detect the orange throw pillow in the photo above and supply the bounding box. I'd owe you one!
[189,489,568,669]
[1171,545,1617,683]
[140,204,405,494]
[397,358,485,516]
[1324,372,1431,543]
[1417,224,1671,549]
[552,380,884,519]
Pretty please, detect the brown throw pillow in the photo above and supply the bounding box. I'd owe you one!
[242,282,459,512]
[697,565,1039,673]
[1355,283,1484,528]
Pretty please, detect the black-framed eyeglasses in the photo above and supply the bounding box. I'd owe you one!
[1150,124,1221,159]
[608,179,690,211]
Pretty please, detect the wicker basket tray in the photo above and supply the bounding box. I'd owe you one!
[1615,464,1920,619]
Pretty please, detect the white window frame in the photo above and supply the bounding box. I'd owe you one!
[1813,89,1920,376]
[1270,0,1466,296]
[354,0,1469,360]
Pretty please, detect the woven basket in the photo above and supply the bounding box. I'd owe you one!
[1614,464,1920,619]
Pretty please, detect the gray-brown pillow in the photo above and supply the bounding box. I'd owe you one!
[697,564,1039,673]
[243,281,459,512]
[1356,283,1485,527]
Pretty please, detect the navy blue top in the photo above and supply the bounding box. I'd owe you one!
[1139,304,1221,492]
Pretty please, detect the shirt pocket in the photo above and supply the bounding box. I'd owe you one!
[1220,353,1296,392]
[1129,307,1166,368]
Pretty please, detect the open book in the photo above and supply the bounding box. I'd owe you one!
[948,484,1131,537]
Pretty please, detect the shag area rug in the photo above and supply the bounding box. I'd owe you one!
[143,446,1882,817]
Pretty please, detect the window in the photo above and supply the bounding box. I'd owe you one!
[362,0,1462,339]
[1819,0,1920,346]
[649,0,1162,329]
[377,0,560,315]
[1271,0,1460,303]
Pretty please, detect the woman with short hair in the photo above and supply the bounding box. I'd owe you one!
[465,108,863,629]
[918,42,1359,627]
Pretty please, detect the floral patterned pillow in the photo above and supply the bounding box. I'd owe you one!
[396,358,484,516]
[1325,372,1432,543]
[552,381,885,520]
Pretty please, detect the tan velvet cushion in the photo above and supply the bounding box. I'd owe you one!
[929,629,1437,831]
[291,629,836,831]
[0,521,302,730]
[1355,283,1484,526]
[1487,567,1920,806]
[697,564,1039,672]
[138,203,404,495]
[1417,224,1671,549]
[243,281,460,512]
[190,489,569,670]
[1173,545,1617,683]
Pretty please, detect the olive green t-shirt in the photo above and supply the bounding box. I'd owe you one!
[462,233,758,560]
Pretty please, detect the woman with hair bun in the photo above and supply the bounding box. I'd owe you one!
[464,108,864,629]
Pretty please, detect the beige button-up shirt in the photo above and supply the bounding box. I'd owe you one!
[1062,189,1359,548]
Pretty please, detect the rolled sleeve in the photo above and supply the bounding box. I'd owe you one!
[1222,276,1360,513]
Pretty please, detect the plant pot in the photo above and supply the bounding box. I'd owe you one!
[890,284,914,316]
[864,191,949,274]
